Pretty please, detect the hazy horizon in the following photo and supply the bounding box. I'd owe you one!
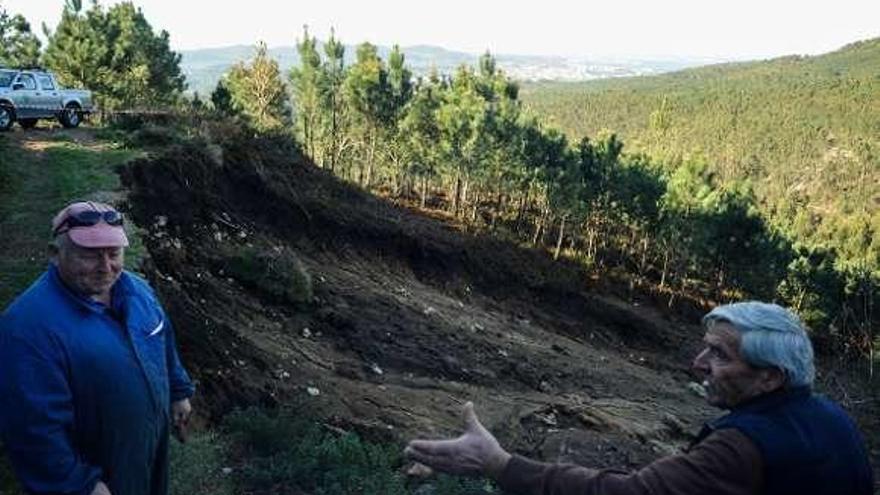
[5,0,880,62]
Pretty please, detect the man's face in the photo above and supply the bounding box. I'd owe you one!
[692,323,780,409]
[54,239,124,299]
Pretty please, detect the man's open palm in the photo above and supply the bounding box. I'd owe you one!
[405,402,511,478]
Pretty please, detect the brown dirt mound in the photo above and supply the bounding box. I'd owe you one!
[117,125,733,470]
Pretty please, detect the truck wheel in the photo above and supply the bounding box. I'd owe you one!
[0,105,14,132]
[60,104,82,128]
[19,119,38,129]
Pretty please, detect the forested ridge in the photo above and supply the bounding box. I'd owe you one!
[521,38,880,290]
[266,33,879,355]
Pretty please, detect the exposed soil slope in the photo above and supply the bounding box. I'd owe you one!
[120,126,741,470]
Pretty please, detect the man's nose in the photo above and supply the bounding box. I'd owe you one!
[97,252,114,270]
[692,349,709,373]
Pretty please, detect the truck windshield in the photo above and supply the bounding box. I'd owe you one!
[0,71,15,87]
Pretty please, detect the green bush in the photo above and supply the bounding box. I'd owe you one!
[169,432,234,495]
[224,407,497,495]
[126,124,180,148]
[223,245,313,306]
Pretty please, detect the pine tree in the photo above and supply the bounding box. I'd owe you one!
[344,42,393,187]
[399,75,443,207]
[290,26,323,161]
[42,0,107,91]
[320,29,347,173]
[43,0,185,110]
[0,7,42,67]
[210,79,234,113]
[226,41,290,133]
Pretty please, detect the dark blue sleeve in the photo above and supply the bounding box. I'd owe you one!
[0,325,102,495]
[163,314,195,402]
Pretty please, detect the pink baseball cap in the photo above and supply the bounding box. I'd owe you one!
[52,201,130,248]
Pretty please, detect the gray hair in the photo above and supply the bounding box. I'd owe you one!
[703,301,815,387]
[51,232,73,252]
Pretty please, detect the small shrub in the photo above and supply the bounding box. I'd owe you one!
[223,407,498,495]
[169,432,234,495]
[223,245,313,306]
[126,124,180,148]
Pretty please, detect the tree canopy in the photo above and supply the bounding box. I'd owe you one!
[0,7,41,67]
[42,0,185,109]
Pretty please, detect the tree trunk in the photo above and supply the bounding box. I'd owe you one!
[461,178,470,219]
[327,95,337,172]
[420,176,428,209]
[365,134,375,190]
[492,184,503,231]
[532,206,548,246]
[554,214,567,260]
[470,189,480,224]
[451,174,461,215]
[660,249,670,288]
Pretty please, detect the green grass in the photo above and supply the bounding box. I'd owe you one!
[0,137,140,308]
[222,407,496,495]
[169,432,235,495]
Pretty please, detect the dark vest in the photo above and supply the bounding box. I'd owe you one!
[694,387,873,495]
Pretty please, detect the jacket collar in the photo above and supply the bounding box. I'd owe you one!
[727,385,812,416]
[692,386,812,448]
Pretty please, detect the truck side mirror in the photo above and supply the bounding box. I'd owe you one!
[12,83,24,90]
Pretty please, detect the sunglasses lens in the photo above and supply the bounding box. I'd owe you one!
[102,211,124,225]
[76,210,103,224]
[58,210,124,233]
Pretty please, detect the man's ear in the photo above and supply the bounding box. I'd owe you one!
[48,241,60,261]
[760,367,786,393]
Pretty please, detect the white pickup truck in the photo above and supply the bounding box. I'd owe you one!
[0,68,94,131]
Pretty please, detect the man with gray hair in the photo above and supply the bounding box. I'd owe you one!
[0,201,195,495]
[405,301,873,494]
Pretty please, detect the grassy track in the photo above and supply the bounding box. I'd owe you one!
[0,130,140,308]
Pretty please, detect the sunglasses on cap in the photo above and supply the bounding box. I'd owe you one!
[54,210,124,236]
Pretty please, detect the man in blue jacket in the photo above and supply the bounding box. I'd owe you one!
[0,201,195,495]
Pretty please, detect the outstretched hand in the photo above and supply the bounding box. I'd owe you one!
[90,481,112,495]
[404,402,511,479]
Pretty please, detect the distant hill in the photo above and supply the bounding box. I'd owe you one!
[521,37,880,268]
[179,43,717,96]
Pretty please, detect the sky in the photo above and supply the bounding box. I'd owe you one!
[5,0,880,61]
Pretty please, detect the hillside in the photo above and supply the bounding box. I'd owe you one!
[521,38,880,269]
[116,123,723,469]
[1,123,879,493]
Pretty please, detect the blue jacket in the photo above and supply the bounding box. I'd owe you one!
[0,265,194,495]
[695,386,873,495]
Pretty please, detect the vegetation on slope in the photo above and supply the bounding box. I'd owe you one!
[521,38,880,278]
[203,29,877,354]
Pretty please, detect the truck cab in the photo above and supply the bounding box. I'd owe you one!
[0,68,93,131]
